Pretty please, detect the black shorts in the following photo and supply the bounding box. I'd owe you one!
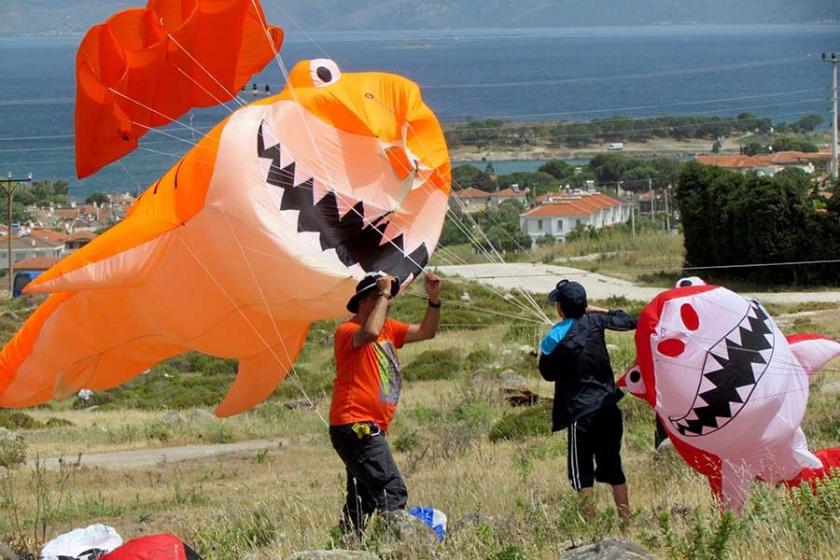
[567,402,626,490]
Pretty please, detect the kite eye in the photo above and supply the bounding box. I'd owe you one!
[311,59,341,88]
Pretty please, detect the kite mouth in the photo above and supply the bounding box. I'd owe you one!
[256,120,429,283]
[669,300,775,437]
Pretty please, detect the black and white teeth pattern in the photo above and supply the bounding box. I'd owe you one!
[669,301,775,437]
[256,120,429,283]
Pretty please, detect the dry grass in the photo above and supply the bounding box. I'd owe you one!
[2,310,839,559]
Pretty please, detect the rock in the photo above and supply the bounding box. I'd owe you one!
[284,400,314,410]
[286,551,377,560]
[0,542,16,560]
[655,438,675,456]
[460,291,471,302]
[186,409,216,422]
[161,411,184,424]
[499,371,540,407]
[499,370,527,388]
[559,539,658,560]
[0,427,19,441]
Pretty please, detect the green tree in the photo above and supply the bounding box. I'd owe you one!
[789,114,823,133]
[85,192,110,205]
[451,164,495,192]
[537,160,575,181]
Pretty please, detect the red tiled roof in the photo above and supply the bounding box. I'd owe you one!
[534,192,622,210]
[54,208,80,220]
[696,151,831,169]
[494,188,527,197]
[521,203,590,218]
[13,256,60,271]
[68,230,97,242]
[30,228,67,243]
[453,187,492,199]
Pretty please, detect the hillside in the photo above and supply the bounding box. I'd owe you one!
[1,0,838,36]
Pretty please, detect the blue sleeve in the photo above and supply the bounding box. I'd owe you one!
[540,320,574,355]
[540,330,562,355]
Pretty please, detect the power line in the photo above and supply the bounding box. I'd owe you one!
[441,258,840,281]
[420,55,819,90]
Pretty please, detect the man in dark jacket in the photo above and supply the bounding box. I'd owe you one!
[538,279,637,522]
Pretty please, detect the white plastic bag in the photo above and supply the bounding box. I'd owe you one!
[41,524,122,560]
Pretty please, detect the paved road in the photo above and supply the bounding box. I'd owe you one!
[438,263,840,306]
[32,436,305,470]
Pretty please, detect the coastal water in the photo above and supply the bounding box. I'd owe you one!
[0,25,837,198]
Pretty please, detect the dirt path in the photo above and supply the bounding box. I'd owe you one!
[438,263,840,306]
[32,436,312,470]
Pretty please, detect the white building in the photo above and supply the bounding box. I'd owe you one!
[520,192,630,243]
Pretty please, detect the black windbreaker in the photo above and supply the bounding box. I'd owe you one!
[538,310,637,431]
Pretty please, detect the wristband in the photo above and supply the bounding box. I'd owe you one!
[377,292,392,299]
[428,299,441,308]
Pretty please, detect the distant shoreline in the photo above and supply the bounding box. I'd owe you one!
[2,22,838,40]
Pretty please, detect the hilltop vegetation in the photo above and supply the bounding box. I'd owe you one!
[445,113,824,153]
[2,1,838,36]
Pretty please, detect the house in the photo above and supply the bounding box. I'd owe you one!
[66,230,98,251]
[0,234,64,268]
[449,185,529,213]
[520,191,629,243]
[695,151,831,177]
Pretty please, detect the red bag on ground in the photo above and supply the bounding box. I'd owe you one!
[100,534,202,560]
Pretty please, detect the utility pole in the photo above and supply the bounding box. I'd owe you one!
[1,172,33,297]
[648,178,655,231]
[664,186,671,232]
[822,52,839,180]
[630,195,636,237]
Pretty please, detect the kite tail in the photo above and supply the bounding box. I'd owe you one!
[784,448,840,491]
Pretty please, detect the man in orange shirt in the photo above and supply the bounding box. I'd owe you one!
[330,270,441,536]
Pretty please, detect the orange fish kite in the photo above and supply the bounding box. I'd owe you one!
[0,1,451,417]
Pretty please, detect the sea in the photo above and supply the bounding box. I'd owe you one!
[0,24,838,199]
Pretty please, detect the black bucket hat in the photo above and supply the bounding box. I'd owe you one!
[346,272,400,313]
[548,279,587,318]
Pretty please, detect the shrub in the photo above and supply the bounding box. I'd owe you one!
[404,349,462,381]
[0,432,26,468]
[44,418,74,429]
[489,402,552,442]
[0,410,41,430]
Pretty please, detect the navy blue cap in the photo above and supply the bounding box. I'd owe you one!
[548,280,587,317]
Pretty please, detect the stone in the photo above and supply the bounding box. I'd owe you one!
[0,542,16,560]
[284,400,314,410]
[286,551,377,560]
[160,411,184,424]
[186,409,216,422]
[559,539,658,560]
[0,427,19,442]
[499,371,540,407]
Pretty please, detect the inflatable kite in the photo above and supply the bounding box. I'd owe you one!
[619,278,840,511]
[0,4,450,417]
[75,0,284,178]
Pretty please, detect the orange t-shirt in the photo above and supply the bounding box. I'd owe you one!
[329,318,410,432]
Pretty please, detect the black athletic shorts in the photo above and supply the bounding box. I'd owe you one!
[567,402,626,490]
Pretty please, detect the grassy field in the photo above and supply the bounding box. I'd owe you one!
[1,279,838,559]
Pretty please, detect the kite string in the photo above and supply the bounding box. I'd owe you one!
[218,210,328,427]
[176,231,329,427]
[167,34,248,109]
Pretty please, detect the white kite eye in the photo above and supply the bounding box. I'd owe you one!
[310,59,341,88]
[622,366,647,396]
